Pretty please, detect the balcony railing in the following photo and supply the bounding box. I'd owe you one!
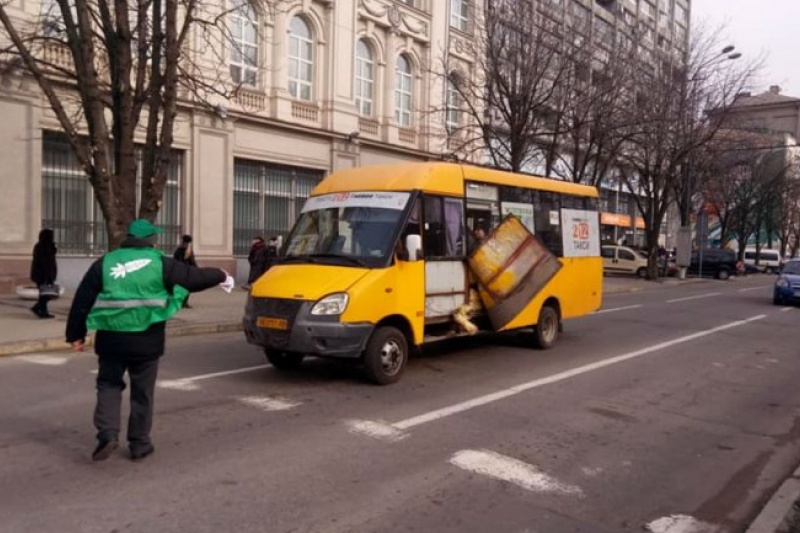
[358,117,379,135]
[291,100,319,122]
[234,88,266,112]
[398,127,417,144]
[40,41,72,71]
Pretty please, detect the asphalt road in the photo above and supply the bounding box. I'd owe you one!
[1,275,797,533]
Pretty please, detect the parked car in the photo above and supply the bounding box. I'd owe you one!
[601,245,648,277]
[744,248,783,273]
[773,260,800,305]
[686,248,740,280]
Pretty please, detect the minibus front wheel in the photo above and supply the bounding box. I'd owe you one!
[264,349,305,370]
[362,326,408,385]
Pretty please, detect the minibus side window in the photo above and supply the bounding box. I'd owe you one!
[534,191,563,257]
[423,195,464,258]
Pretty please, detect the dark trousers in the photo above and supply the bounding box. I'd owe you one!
[94,356,160,451]
[32,289,51,315]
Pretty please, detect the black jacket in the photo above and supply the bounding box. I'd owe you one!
[66,238,226,359]
[31,235,58,286]
[247,243,269,284]
[173,243,198,267]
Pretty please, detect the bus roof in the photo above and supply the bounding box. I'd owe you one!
[310,163,599,198]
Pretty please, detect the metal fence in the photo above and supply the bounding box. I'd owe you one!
[41,132,183,255]
[233,158,324,256]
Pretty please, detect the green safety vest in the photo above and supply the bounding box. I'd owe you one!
[86,247,189,332]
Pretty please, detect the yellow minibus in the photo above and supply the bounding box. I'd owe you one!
[243,163,602,384]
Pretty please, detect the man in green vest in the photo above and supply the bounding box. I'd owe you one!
[66,219,230,462]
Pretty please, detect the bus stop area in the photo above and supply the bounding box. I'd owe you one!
[0,276,711,357]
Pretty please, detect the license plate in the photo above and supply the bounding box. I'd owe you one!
[256,317,288,330]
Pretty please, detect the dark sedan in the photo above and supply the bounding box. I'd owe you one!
[773,260,800,305]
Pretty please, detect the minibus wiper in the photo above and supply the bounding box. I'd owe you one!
[280,255,318,264]
[308,253,367,267]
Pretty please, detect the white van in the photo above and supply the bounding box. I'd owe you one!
[744,248,783,273]
[601,245,648,277]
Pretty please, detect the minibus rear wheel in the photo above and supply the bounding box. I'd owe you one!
[533,305,559,349]
[362,326,408,385]
[264,349,305,370]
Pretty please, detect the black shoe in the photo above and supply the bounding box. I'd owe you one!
[130,444,155,461]
[92,440,119,461]
[30,306,42,317]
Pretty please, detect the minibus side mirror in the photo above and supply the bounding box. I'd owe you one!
[405,234,422,261]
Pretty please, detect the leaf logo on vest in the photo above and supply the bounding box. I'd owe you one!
[110,259,153,280]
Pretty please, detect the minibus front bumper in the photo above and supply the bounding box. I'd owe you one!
[243,296,373,358]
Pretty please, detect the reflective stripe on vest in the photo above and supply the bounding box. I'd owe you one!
[92,298,168,309]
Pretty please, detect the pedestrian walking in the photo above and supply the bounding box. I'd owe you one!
[244,236,268,289]
[65,219,232,462]
[30,228,58,319]
[172,234,197,308]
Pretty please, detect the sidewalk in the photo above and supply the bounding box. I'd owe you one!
[0,276,716,357]
[0,287,247,356]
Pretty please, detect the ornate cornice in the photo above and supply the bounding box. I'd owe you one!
[359,0,429,41]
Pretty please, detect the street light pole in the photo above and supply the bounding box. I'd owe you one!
[677,45,741,279]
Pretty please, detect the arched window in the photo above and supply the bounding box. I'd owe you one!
[288,16,313,101]
[229,0,259,86]
[394,54,413,126]
[446,73,461,134]
[355,40,375,117]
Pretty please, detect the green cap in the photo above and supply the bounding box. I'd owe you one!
[127,219,164,239]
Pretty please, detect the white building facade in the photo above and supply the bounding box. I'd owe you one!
[0,0,481,288]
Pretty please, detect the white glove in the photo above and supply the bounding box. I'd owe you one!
[219,274,235,294]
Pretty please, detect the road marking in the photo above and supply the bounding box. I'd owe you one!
[594,304,643,315]
[237,395,299,411]
[666,293,721,304]
[346,315,765,438]
[346,420,409,442]
[738,285,771,292]
[450,450,583,496]
[781,307,794,312]
[158,364,270,391]
[646,515,714,533]
[15,354,69,366]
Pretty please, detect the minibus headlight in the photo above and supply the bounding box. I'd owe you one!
[776,277,789,288]
[311,293,349,316]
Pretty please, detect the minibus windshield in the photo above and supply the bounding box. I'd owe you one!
[283,191,411,267]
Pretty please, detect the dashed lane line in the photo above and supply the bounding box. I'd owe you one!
[593,304,643,315]
[738,285,772,293]
[666,293,721,304]
[236,395,300,411]
[449,449,583,496]
[158,364,270,391]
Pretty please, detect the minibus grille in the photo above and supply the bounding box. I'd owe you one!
[253,297,304,347]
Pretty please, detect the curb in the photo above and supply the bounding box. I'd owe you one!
[746,466,800,533]
[0,321,243,357]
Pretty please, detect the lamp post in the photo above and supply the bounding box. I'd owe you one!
[677,45,741,279]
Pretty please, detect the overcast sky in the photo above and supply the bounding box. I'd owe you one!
[691,0,800,97]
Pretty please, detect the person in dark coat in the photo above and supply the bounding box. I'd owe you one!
[173,235,197,308]
[265,236,279,271]
[173,234,197,267]
[245,236,269,289]
[30,228,58,319]
[66,219,229,462]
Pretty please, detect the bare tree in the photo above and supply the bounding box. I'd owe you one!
[616,28,759,279]
[443,0,575,173]
[0,0,264,248]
